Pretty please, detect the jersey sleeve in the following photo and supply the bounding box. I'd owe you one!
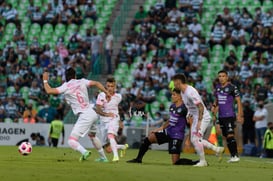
[189,89,201,105]
[177,105,188,117]
[56,83,67,94]
[117,93,122,104]
[233,84,240,97]
[96,92,106,106]
[81,78,92,87]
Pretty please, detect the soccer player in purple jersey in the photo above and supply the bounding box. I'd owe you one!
[212,70,244,163]
[127,88,194,164]
[172,73,225,167]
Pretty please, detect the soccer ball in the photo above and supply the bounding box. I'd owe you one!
[18,142,32,156]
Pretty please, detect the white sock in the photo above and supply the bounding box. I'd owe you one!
[192,136,206,162]
[109,138,118,158]
[202,139,218,152]
[91,136,102,149]
[116,144,125,150]
[98,148,107,159]
[91,136,107,159]
[68,139,87,155]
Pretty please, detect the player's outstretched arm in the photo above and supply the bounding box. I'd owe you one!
[43,72,59,95]
[89,81,110,98]
[93,104,114,118]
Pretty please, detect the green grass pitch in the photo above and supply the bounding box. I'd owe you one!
[0,146,272,181]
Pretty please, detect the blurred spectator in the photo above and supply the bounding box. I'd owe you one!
[28,80,42,104]
[159,17,180,40]
[43,3,59,26]
[48,114,65,147]
[29,36,43,56]
[27,0,37,18]
[224,50,239,71]
[133,63,147,82]
[229,25,246,47]
[132,6,148,25]
[31,132,45,146]
[115,43,131,67]
[70,6,83,25]
[36,100,57,123]
[191,0,203,18]
[5,97,20,122]
[167,6,182,20]
[137,79,156,104]
[195,75,206,91]
[16,35,28,55]
[242,100,255,145]
[104,26,114,74]
[253,100,268,156]
[263,122,273,158]
[188,18,202,37]
[238,10,253,34]
[68,33,80,55]
[1,3,18,25]
[255,83,268,102]
[209,21,226,50]
[31,7,44,26]
[160,58,175,82]
[23,103,37,124]
[84,0,97,23]
[90,28,103,74]
[0,104,5,122]
[49,95,64,120]
[13,24,24,41]
[184,5,196,24]
[165,0,177,10]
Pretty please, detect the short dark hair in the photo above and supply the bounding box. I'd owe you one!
[218,70,228,75]
[172,88,181,94]
[65,67,76,82]
[106,76,116,83]
[172,74,187,83]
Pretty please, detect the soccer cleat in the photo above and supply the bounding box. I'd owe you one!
[216,146,225,162]
[95,157,109,163]
[193,160,208,167]
[79,151,91,162]
[120,144,129,158]
[126,158,142,163]
[112,156,119,162]
[227,156,240,163]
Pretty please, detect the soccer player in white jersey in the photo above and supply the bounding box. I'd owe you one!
[94,77,128,162]
[172,74,224,167]
[43,67,111,162]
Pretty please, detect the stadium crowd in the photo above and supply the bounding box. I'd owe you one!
[0,0,109,123]
[114,0,273,127]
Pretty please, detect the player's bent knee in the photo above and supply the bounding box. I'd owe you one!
[148,133,157,143]
[68,136,79,149]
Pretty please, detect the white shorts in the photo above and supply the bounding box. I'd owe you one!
[191,115,211,139]
[99,117,120,145]
[70,107,99,139]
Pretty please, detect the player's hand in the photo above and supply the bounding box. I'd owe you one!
[237,115,244,124]
[106,112,115,118]
[43,71,49,81]
[186,114,193,125]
